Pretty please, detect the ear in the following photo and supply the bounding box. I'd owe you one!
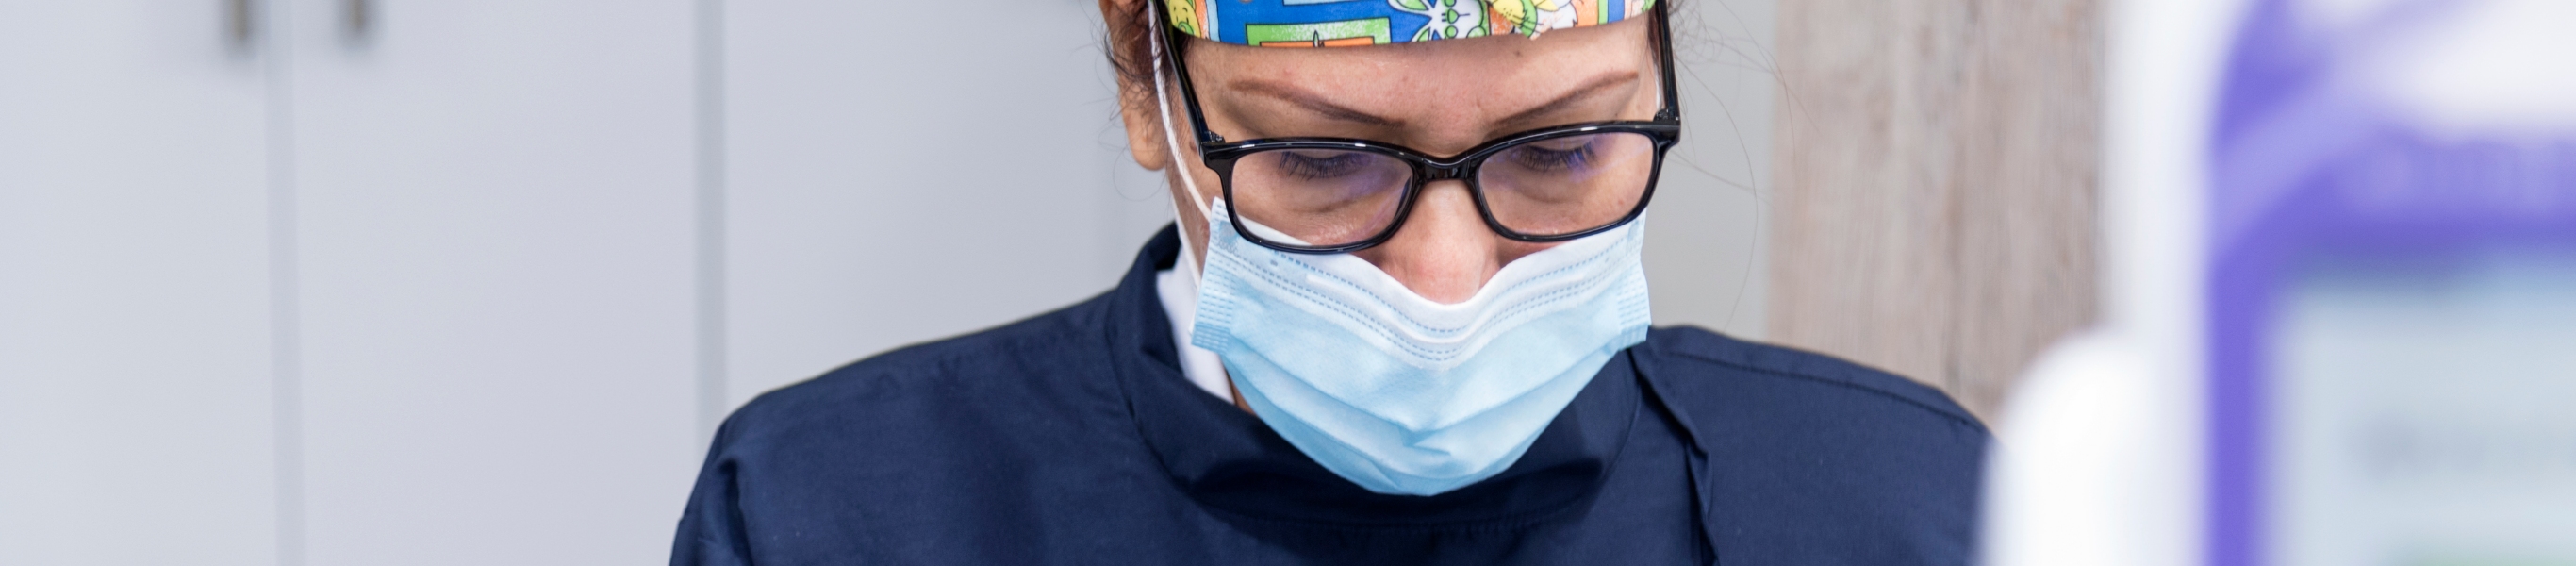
[1119,83,1172,173]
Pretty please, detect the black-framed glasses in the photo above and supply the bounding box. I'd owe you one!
[1159,0,1683,254]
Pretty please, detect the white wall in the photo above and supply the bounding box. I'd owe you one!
[0,0,1775,563]
[1653,0,1776,341]
[282,3,704,564]
[717,0,1181,417]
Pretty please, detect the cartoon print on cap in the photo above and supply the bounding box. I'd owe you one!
[1388,0,1488,42]
[1165,0,1211,38]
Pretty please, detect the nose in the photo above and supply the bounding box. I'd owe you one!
[1354,179,1540,304]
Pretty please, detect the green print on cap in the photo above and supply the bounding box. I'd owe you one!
[1244,18,1395,47]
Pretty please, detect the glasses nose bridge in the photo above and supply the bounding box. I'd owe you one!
[1415,154,1476,183]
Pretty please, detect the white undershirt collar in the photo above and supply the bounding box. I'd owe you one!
[1154,249,1232,401]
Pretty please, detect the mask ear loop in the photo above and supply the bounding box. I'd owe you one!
[1148,3,1213,283]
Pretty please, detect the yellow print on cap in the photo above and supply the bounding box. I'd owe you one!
[1489,0,1581,38]
[1166,0,1211,38]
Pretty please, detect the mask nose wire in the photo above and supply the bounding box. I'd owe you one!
[1148,5,1213,283]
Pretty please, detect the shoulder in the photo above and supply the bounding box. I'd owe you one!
[1635,326,1989,565]
[712,294,1120,452]
[1639,326,1986,433]
[674,293,1146,564]
[1635,325,1988,462]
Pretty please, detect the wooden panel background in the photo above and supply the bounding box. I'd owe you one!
[1764,0,2102,421]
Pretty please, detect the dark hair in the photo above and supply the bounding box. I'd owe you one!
[1100,0,1160,108]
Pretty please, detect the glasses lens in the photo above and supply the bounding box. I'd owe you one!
[1477,132,1657,237]
[1230,147,1412,247]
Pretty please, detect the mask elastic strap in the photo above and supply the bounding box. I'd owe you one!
[1148,3,1212,283]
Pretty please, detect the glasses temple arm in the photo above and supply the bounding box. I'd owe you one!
[1153,1,1228,146]
[1653,1,1683,122]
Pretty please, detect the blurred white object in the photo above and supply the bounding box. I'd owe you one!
[1985,329,2198,566]
[2374,0,2576,136]
[1979,0,2234,558]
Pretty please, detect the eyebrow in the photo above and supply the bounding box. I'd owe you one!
[1492,71,1641,127]
[1227,79,1406,127]
[1226,70,1641,131]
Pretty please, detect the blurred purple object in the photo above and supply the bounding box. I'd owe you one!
[2206,1,2576,565]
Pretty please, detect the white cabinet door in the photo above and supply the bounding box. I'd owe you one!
[0,2,279,565]
[280,1,701,563]
[721,0,1172,408]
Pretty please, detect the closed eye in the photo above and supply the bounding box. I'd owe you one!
[1499,140,1598,173]
[1279,151,1376,180]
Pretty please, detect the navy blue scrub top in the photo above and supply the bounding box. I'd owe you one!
[672,226,1990,565]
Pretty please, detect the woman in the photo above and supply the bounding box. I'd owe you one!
[672,0,1987,563]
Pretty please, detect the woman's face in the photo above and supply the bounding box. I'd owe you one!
[1121,12,1662,304]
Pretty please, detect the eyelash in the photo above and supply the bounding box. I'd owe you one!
[1505,142,1597,172]
[1280,152,1371,180]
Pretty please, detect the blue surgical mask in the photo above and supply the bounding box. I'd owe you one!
[1188,199,1652,496]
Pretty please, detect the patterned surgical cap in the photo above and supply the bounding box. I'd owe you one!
[1164,0,1659,47]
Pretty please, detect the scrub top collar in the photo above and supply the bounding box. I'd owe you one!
[1105,225,1646,529]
